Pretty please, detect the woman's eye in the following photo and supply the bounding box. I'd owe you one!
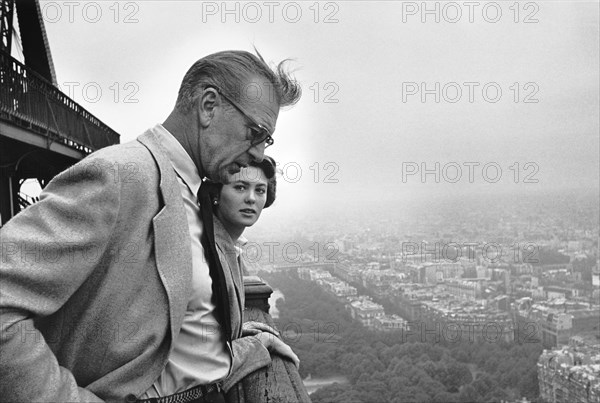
[234,185,246,191]
[256,188,266,194]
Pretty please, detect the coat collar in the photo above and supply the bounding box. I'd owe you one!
[152,123,202,198]
[137,129,193,345]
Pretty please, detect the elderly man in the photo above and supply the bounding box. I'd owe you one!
[0,50,301,402]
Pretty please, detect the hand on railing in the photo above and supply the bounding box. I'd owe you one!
[253,330,300,370]
[242,321,281,338]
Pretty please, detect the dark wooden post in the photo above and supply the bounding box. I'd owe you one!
[226,276,311,403]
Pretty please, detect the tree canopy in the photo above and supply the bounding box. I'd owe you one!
[263,270,543,402]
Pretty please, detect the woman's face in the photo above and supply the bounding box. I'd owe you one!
[217,166,268,233]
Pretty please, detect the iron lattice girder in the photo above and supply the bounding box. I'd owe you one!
[0,0,14,53]
[15,0,57,84]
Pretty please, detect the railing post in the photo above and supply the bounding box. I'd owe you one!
[243,275,273,313]
[236,276,312,403]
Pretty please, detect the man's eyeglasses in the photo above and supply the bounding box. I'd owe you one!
[208,86,274,148]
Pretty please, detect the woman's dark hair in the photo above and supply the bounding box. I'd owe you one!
[208,155,277,209]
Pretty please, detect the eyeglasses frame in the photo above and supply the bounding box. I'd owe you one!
[207,85,274,148]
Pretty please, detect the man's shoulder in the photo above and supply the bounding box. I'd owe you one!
[46,134,164,192]
[86,128,174,172]
[87,137,154,165]
[76,133,166,180]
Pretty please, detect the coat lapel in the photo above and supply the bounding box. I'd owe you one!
[213,217,244,338]
[138,130,193,344]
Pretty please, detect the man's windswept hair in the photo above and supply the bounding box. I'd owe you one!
[175,49,301,113]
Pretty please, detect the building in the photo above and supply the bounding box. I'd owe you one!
[393,284,435,321]
[525,304,600,348]
[334,264,362,284]
[374,314,407,332]
[317,277,357,297]
[419,262,464,284]
[348,297,385,328]
[297,267,332,282]
[539,312,574,347]
[445,279,481,300]
[546,286,574,300]
[419,300,515,343]
[361,268,405,297]
[538,335,600,402]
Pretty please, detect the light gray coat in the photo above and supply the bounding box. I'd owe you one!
[0,129,271,402]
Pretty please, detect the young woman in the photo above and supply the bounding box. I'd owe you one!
[210,156,277,254]
[206,156,299,392]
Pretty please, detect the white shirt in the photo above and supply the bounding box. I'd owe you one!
[142,124,231,397]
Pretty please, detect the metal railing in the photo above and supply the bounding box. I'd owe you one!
[0,50,119,153]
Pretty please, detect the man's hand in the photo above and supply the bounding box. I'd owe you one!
[254,331,300,369]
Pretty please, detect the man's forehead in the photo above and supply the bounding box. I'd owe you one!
[238,78,280,121]
[237,76,277,103]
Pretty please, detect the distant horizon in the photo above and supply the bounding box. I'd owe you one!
[245,184,600,239]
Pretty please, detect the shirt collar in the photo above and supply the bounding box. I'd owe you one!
[234,236,248,258]
[237,236,248,246]
[152,123,202,196]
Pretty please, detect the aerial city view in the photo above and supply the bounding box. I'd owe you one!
[246,191,599,402]
[1,1,598,402]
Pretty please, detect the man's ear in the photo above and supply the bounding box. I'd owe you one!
[197,87,219,128]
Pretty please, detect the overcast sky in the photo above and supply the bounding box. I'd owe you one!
[23,1,599,229]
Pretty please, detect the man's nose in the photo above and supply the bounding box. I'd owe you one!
[248,143,265,163]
